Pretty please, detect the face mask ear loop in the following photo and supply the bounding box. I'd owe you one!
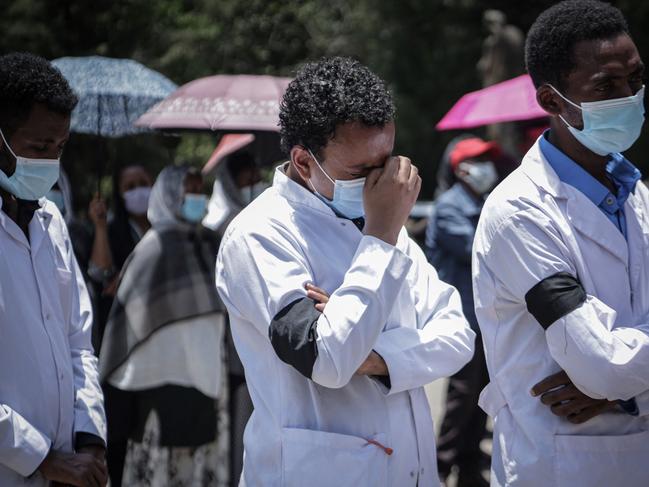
[307,149,335,185]
[547,84,583,130]
[0,129,17,159]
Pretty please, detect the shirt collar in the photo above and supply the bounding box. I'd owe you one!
[272,162,340,218]
[539,131,642,210]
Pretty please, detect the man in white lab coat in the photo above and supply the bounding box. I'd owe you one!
[216,57,475,486]
[473,1,649,486]
[0,53,107,486]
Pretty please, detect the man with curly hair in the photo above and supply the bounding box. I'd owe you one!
[216,57,475,486]
[0,53,107,486]
[473,1,649,485]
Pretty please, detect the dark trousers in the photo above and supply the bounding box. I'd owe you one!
[437,333,490,482]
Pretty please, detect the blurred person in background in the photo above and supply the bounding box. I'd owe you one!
[87,163,154,485]
[203,150,266,234]
[99,165,229,486]
[203,150,269,484]
[426,137,502,486]
[0,52,107,487]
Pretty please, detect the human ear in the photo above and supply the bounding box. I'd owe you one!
[290,146,312,181]
[536,85,563,116]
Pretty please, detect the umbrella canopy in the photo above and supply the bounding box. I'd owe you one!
[52,56,177,137]
[436,74,547,131]
[202,133,255,175]
[135,74,292,132]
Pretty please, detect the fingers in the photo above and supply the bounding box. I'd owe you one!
[305,283,330,306]
[315,303,326,312]
[396,156,412,182]
[539,383,579,406]
[364,166,382,189]
[550,396,596,417]
[408,164,421,192]
[567,401,615,424]
[531,370,570,396]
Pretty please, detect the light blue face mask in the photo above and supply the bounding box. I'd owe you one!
[549,85,645,156]
[0,129,60,200]
[181,193,207,223]
[307,150,366,219]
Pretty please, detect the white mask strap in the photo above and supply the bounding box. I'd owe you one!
[307,149,335,185]
[547,84,582,111]
[0,129,17,158]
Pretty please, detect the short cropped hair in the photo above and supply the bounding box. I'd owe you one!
[525,0,629,88]
[0,52,78,135]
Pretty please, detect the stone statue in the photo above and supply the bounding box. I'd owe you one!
[477,10,526,158]
[477,10,525,87]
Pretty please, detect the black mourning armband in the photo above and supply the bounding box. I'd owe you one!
[524,272,587,330]
[269,297,321,379]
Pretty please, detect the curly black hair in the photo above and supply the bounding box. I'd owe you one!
[279,57,395,156]
[525,0,629,89]
[0,52,78,135]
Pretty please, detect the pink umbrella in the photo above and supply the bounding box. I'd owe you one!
[202,133,255,175]
[436,74,548,130]
[135,74,292,132]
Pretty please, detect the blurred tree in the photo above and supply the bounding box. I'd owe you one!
[1,0,648,206]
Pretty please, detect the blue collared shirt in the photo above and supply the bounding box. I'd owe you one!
[539,132,642,240]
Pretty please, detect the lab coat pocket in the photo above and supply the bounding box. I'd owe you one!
[554,429,649,487]
[281,428,388,487]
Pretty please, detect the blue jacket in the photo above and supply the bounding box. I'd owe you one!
[425,182,483,329]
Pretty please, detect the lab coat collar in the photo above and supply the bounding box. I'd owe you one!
[522,138,629,265]
[0,195,54,250]
[273,162,340,218]
[520,137,566,200]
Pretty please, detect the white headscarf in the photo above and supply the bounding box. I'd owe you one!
[147,165,190,229]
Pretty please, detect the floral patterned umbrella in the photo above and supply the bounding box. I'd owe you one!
[52,56,177,137]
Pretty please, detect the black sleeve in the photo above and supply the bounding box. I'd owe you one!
[524,272,587,330]
[269,297,320,379]
[75,432,106,451]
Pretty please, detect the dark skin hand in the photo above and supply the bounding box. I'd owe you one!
[536,33,645,192]
[305,283,389,376]
[38,448,107,487]
[531,370,617,424]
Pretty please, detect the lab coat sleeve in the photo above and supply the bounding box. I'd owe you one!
[373,236,475,395]
[66,234,107,445]
[486,210,649,401]
[216,221,413,389]
[0,405,51,477]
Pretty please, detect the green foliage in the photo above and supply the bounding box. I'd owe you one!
[1,0,648,209]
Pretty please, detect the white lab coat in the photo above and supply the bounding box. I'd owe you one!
[473,139,649,487]
[216,164,475,487]
[0,198,106,485]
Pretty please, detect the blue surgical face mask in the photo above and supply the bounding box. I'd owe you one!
[0,128,60,200]
[307,150,365,219]
[181,193,207,223]
[549,85,645,156]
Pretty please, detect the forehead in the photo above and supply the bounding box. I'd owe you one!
[326,121,395,159]
[567,34,642,84]
[12,103,70,142]
[121,166,149,181]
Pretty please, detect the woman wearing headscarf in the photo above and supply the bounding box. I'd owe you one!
[99,165,229,486]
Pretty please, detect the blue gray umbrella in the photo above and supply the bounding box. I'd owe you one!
[52,56,177,137]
